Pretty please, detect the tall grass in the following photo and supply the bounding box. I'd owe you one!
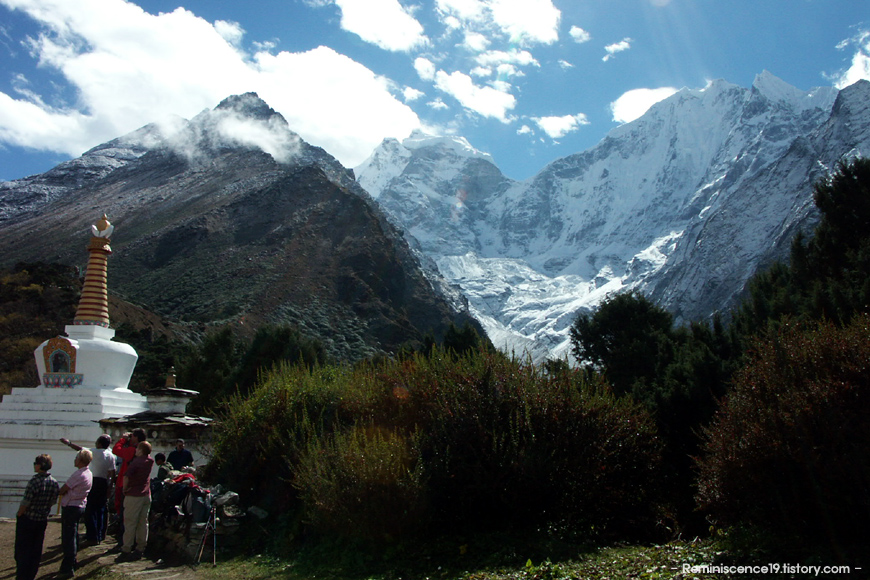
[206,348,665,550]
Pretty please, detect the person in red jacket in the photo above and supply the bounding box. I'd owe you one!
[112,428,146,539]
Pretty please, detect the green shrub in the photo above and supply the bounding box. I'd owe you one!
[293,425,426,540]
[204,362,352,511]
[207,348,665,548]
[696,315,870,557]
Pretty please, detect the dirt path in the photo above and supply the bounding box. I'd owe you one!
[0,517,199,579]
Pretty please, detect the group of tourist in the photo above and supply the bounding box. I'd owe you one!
[13,433,194,580]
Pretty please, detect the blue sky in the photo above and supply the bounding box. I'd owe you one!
[0,0,868,182]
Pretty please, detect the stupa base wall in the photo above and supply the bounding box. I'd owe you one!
[0,386,148,518]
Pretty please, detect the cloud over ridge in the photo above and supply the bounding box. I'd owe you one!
[0,0,420,167]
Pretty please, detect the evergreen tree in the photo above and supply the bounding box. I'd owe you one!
[569,290,734,532]
[569,290,675,398]
[178,327,246,413]
[442,321,483,358]
[230,324,327,396]
[180,324,328,413]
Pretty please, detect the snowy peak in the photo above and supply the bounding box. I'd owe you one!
[215,92,289,124]
[751,70,838,113]
[752,70,805,103]
[831,79,870,119]
[402,130,494,162]
[355,130,501,202]
[355,137,413,198]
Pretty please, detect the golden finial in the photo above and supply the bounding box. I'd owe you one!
[92,214,114,239]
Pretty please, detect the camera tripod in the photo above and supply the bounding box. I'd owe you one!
[196,504,217,566]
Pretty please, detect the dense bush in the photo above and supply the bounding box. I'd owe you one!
[696,315,870,557]
[207,348,665,548]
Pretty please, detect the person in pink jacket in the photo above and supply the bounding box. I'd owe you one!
[58,449,93,578]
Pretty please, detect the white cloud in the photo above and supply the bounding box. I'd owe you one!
[10,73,48,106]
[462,31,490,52]
[436,0,560,46]
[490,78,512,92]
[833,29,870,89]
[516,124,532,135]
[603,37,632,62]
[0,0,420,167]
[568,26,590,44]
[202,106,302,164]
[415,56,437,80]
[441,14,462,30]
[495,63,520,78]
[435,0,486,24]
[403,86,424,101]
[531,113,588,139]
[471,66,492,77]
[434,70,515,121]
[252,39,278,53]
[0,91,91,154]
[488,0,560,45]
[332,0,428,52]
[428,98,449,110]
[558,59,573,69]
[214,20,244,47]
[253,47,420,163]
[475,48,538,68]
[609,87,678,124]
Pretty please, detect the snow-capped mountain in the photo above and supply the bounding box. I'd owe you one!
[356,73,870,361]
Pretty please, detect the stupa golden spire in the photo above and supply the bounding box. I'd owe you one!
[73,214,115,327]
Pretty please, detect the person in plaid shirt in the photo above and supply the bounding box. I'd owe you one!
[15,454,60,580]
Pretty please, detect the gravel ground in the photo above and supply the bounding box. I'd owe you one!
[0,516,199,579]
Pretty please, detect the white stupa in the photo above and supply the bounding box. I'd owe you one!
[0,215,148,518]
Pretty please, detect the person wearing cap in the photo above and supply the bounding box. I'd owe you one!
[15,454,60,580]
[166,439,194,471]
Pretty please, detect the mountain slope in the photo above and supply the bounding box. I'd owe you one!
[356,74,869,360]
[0,93,472,362]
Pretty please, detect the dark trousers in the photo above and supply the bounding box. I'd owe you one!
[14,515,48,580]
[61,506,85,574]
[85,477,109,541]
